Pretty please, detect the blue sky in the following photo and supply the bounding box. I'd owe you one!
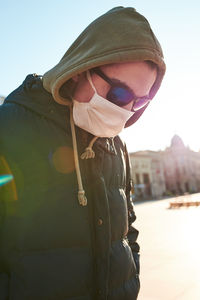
[1,0,200,152]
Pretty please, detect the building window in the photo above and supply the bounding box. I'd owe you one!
[143,173,150,184]
[136,173,140,184]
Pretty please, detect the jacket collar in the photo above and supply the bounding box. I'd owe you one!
[5,74,71,133]
[5,74,118,156]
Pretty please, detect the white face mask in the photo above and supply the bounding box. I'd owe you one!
[73,70,134,138]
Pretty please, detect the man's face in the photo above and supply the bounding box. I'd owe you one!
[72,61,157,111]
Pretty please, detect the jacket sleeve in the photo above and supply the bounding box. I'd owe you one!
[124,144,140,275]
[0,157,9,299]
[0,204,9,299]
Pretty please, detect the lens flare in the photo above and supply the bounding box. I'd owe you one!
[0,174,14,187]
[52,146,75,174]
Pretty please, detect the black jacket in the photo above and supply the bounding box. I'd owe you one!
[0,75,140,300]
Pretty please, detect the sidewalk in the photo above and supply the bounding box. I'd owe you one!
[134,193,200,300]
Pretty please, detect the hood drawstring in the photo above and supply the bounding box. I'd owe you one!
[80,136,98,159]
[69,105,97,206]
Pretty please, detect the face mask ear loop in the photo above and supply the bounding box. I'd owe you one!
[86,70,97,93]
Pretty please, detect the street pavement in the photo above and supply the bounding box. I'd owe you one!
[134,193,200,300]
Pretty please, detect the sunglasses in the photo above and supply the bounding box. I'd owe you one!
[92,67,151,111]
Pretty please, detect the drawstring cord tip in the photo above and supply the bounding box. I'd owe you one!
[80,136,98,160]
[78,190,87,206]
[81,147,95,159]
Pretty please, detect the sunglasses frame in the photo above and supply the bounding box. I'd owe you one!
[92,67,151,111]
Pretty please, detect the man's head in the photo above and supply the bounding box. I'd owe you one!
[43,6,166,127]
[70,61,158,138]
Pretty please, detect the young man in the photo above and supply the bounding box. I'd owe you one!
[0,7,165,300]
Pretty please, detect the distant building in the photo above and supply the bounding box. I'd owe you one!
[130,150,166,200]
[130,135,200,200]
[162,135,200,195]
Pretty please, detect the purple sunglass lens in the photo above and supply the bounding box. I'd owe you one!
[107,86,133,106]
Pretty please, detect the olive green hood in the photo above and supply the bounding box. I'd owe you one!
[43,6,166,126]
